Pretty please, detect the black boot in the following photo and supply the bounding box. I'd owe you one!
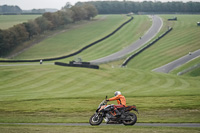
[115,109,121,117]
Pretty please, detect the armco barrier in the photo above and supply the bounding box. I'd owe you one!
[121,27,173,67]
[0,17,133,63]
[55,62,99,69]
[177,63,200,75]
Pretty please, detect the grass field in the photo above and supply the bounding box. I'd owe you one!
[0,65,199,123]
[0,125,199,133]
[0,15,41,29]
[12,15,130,59]
[125,15,200,71]
[0,14,199,130]
[12,15,151,61]
[65,15,151,62]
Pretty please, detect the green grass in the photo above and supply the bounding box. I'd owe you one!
[0,96,199,123]
[0,15,41,29]
[12,15,151,61]
[126,15,200,71]
[171,56,200,77]
[0,64,199,123]
[13,15,130,60]
[1,125,199,133]
[1,65,199,100]
[66,15,151,62]
[186,67,200,77]
[0,15,200,124]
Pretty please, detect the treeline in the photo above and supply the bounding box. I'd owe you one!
[0,5,56,15]
[0,4,98,56]
[0,5,22,14]
[81,1,200,14]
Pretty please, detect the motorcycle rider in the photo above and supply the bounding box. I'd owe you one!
[106,91,126,116]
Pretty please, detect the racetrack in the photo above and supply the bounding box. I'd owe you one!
[90,15,163,64]
[152,49,200,73]
[0,123,199,127]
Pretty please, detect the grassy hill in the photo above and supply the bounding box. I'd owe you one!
[1,65,199,100]
[0,15,40,29]
[67,15,151,62]
[0,64,199,123]
[13,15,130,60]
[12,15,151,61]
[0,14,199,125]
[125,15,200,71]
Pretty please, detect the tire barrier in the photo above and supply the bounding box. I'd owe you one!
[168,17,177,21]
[55,61,99,69]
[0,17,134,63]
[121,27,173,67]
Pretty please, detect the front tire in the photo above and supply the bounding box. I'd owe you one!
[89,113,103,126]
[122,112,137,125]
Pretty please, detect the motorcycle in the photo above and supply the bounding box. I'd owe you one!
[89,96,138,126]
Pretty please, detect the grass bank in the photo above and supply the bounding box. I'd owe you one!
[0,14,199,124]
[126,15,200,71]
[11,15,151,62]
[13,15,129,60]
[171,56,200,77]
[0,64,199,123]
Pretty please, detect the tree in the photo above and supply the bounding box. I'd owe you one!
[56,11,73,25]
[62,2,72,10]
[0,2,99,56]
[85,1,200,14]
[0,30,4,55]
[23,20,40,39]
[35,16,53,33]
[43,12,59,29]
[0,5,22,14]
[11,24,29,44]
[71,5,87,22]
[31,9,45,13]
[1,30,14,54]
[83,4,98,19]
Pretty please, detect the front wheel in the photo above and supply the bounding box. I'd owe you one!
[89,113,103,126]
[122,112,137,125]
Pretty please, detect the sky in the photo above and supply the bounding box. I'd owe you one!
[0,0,200,10]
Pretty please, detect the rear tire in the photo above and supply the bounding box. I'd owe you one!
[122,112,137,125]
[89,113,103,126]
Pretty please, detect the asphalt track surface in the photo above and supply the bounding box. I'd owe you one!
[90,15,163,64]
[152,49,200,73]
[0,123,199,127]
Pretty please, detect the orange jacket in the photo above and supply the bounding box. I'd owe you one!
[108,94,126,106]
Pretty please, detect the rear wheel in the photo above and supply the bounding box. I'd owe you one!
[122,112,137,125]
[89,113,103,126]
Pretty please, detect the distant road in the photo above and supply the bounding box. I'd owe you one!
[0,123,199,127]
[91,15,163,64]
[152,49,200,73]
